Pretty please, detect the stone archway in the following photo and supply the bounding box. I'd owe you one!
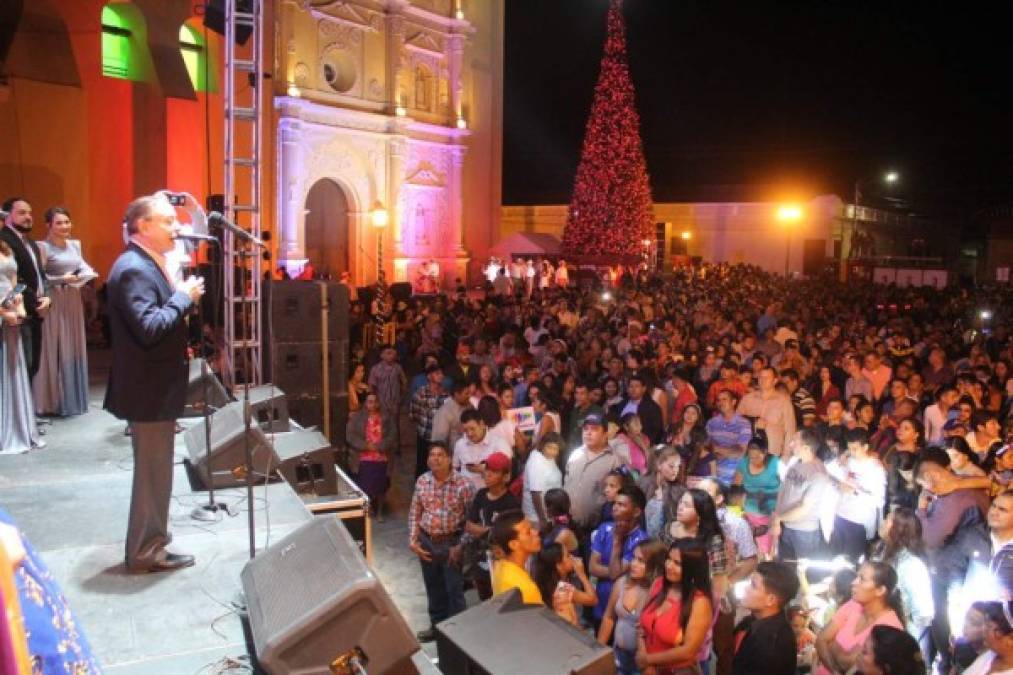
[303,178,349,278]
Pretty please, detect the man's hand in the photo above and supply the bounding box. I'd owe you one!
[613,518,632,544]
[448,544,462,567]
[0,523,26,568]
[178,275,205,303]
[36,296,51,317]
[410,541,433,562]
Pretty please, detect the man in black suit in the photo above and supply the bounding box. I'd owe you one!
[609,372,664,445]
[104,194,204,573]
[1,197,50,379]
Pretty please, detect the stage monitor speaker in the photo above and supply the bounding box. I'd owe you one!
[202,0,253,46]
[184,358,231,417]
[435,589,615,675]
[274,429,338,495]
[246,384,290,432]
[184,401,280,490]
[241,517,420,675]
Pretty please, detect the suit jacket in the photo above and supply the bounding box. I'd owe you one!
[103,243,193,422]
[345,408,396,472]
[610,396,664,445]
[0,225,45,319]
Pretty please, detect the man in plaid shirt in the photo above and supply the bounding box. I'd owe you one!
[410,363,448,478]
[408,440,476,642]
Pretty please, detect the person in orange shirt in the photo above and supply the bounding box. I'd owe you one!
[706,361,747,410]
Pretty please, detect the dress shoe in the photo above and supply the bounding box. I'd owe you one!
[416,627,437,643]
[129,553,195,573]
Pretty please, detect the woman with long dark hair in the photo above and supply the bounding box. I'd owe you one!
[856,625,926,675]
[636,539,714,674]
[33,206,97,416]
[871,508,933,655]
[599,538,668,674]
[815,561,905,675]
[531,542,596,626]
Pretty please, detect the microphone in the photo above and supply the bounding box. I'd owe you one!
[207,211,266,248]
[175,233,219,243]
[0,210,8,220]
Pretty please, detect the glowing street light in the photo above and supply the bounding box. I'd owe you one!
[777,204,804,277]
[884,171,899,184]
[680,231,692,241]
[370,202,389,228]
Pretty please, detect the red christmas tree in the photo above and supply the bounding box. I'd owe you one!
[562,0,654,257]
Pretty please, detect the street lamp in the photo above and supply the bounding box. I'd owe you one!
[680,231,692,240]
[371,202,388,345]
[777,204,803,277]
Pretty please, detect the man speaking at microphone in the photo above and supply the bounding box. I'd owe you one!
[104,194,205,573]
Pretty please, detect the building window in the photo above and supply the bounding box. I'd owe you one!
[414,65,432,111]
[180,24,211,92]
[101,4,144,81]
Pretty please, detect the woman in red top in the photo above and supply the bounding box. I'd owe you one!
[345,392,396,521]
[637,539,713,674]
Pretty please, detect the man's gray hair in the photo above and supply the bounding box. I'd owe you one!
[123,194,167,235]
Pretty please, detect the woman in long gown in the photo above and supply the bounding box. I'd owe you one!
[0,241,41,453]
[33,207,97,416]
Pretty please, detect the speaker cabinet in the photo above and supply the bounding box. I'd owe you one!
[184,401,280,489]
[183,358,231,417]
[274,429,337,495]
[436,589,615,675]
[241,517,420,675]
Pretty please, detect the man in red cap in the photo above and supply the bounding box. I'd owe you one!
[459,452,519,600]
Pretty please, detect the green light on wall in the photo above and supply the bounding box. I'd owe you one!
[101,4,143,81]
[180,24,213,93]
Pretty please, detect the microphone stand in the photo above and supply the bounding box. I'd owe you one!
[240,240,256,559]
[191,239,227,521]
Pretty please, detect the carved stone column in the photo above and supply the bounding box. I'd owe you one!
[447,33,465,122]
[389,135,407,259]
[277,118,305,269]
[449,144,466,253]
[385,8,407,113]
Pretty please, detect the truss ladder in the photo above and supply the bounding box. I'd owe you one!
[222,0,264,388]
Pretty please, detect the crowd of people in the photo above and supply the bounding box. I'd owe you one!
[350,262,1013,674]
[2,197,97,456]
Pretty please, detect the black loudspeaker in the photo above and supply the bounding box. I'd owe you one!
[202,0,253,46]
[389,281,413,302]
[284,393,348,447]
[274,429,337,495]
[184,401,281,489]
[184,358,231,417]
[436,589,615,675]
[263,280,349,343]
[241,517,420,675]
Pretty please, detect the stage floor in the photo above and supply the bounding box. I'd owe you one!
[0,352,442,673]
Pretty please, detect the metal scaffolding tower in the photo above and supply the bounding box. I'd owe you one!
[222,0,264,388]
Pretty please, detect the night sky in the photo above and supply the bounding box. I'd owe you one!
[503,1,1013,219]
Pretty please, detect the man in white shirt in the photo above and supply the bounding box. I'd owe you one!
[453,408,511,490]
[826,428,886,563]
[924,385,958,447]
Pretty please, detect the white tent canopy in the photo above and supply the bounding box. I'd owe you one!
[488,232,562,257]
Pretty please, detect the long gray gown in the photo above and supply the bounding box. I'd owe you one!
[0,249,41,453]
[33,239,96,416]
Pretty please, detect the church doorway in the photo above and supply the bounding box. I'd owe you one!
[303,178,349,278]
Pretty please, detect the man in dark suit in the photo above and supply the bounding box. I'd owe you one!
[608,372,664,445]
[1,197,50,379]
[104,194,204,573]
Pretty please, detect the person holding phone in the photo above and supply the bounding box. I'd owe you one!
[0,239,42,454]
[104,193,204,573]
[33,206,97,416]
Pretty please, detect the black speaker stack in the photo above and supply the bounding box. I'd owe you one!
[262,280,350,446]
